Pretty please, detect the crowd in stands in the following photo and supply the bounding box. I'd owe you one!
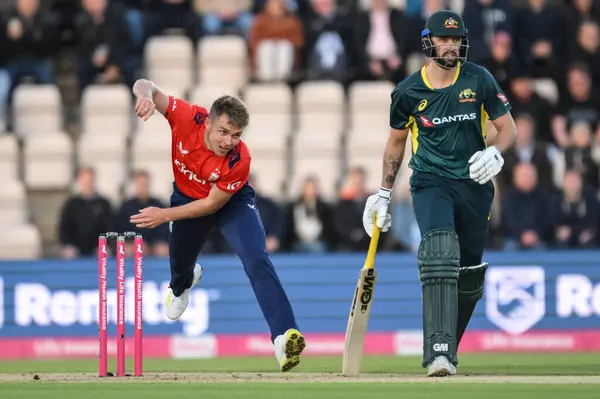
[3,0,600,258]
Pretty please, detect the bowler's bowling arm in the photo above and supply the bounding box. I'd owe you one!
[132,79,170,116]
[381,127,409,190]
[162,185,233,222]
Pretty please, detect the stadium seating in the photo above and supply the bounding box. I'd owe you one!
[23,131,73,190]
[0,178,28,225]
[131,117,174,202]
[81,84,132,137]
[198,36,248,90]
[5,0,503,258]
[242,83,293,197]
[12,84,63,137]
[189,84,239,108]
[0,224,42,259]
[145,35,195,93]
[0,133,19,181]
[346,81,395,193]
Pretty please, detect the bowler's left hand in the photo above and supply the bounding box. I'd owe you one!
[468,146,504,185]
[130,207,167,229]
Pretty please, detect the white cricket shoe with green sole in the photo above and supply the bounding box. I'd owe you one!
[274,328,306,372]
[165,263,203,320]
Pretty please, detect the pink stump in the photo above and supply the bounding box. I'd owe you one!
[134,235,143,376]
[116,236,126,377]
[98,235,108,377]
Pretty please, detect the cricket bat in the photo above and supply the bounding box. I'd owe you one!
[342,222,381,376]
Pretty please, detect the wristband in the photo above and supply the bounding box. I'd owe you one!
[378,187,392,200]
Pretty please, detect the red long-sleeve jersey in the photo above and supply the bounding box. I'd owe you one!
[165,95,251,200]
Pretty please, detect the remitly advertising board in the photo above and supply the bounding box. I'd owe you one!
[0,251,599,359]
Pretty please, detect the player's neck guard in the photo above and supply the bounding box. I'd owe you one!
[421,28,469,70]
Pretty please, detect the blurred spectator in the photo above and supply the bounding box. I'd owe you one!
[500,113,554,190]
[354,0,408,84]
[513,0,564,79]
[462,0,512,63]
[0,0,58,129]
[552,169,598,248]
[564,0,600,40]
[146,0,202,43]
[552,62,600,148]
[249,0,304,82]
[333,166,371,251]
[501,163,553,250]
[479,31,519,93]
[58,167,114,259]
[249,173,284,254]
[508,72,555,145]
[197,0,253,37]
[569,20,600,91]
[253,0,299,14]
[405,0,445,55]
[75,0,142,94]
[282,175,335,252]
[117,170,169,257]
[0,69,8,131]
[300,0,357,81]
[553,121,600,190]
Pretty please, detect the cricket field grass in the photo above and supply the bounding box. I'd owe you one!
[0,354,599,398]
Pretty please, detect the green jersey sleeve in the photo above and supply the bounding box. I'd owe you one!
[389,86,413,129]
[481,68,512,120]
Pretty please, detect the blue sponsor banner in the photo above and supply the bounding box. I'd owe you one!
[0,251,599,337]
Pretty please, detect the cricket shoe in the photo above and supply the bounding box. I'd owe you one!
[165,263,203,320]
[427,356,457,377]
[274,328,306,372]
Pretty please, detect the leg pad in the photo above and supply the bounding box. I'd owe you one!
[418,229,460,368]
[456,262,488,346]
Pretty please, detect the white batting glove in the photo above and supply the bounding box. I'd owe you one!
[362,188,392,237]
[468,146,504,185]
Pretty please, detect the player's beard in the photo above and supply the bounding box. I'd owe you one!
[438,50,458,69]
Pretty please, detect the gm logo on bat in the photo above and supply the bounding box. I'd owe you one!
[360,271,375,312]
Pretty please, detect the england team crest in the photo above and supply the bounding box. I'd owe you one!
[485,266,546,335]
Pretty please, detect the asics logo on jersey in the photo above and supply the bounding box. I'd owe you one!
[432,113,477,125]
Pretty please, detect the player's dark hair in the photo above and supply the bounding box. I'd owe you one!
[210,95,249,129]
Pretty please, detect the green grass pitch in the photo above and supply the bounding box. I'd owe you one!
[0,354,599,398]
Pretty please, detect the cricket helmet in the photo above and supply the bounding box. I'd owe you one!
[421,10,469,69]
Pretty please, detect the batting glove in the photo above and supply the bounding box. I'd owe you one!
[468,146,504,185]
[362,187,392,237]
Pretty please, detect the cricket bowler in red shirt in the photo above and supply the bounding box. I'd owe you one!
[129,79,305,372]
